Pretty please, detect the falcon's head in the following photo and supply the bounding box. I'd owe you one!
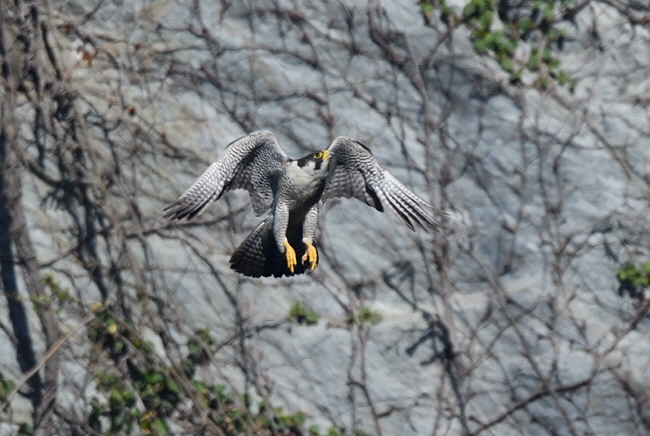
[296,150,331,176]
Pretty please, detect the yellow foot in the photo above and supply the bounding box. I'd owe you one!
[283,240,297,273]
[301,241,318,271]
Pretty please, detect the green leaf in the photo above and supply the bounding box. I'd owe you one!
[279,414,291,427]
[539,76,549,89]
[519,17,534,32]
[479,10,493,30]
[149,372,164,384]
[499,56,513,72]
[164,378,180,395]
[112,413,124,429]
[420,2,434,19]
[289,302,319,325]
[441,6,456,18]
[153,418,168,435]
[543,3,554,21]
[289,302,305,319]
[527,53,540,71]
[113,340,124,354]
[292,411,306,425]
[548,28,561,41]
[306,312,319,325]
[110,388,124,407]
[359,307,383,325]
[124,389,135,404]
[463,2,477,19]
[0,373,15,401]
[474,32,495,53]
[618,264,638,283]
[548,58,561,69]
[18,424,33,436]
[328,427,342,436]
[473,39,488,53]
[494,32,516,55]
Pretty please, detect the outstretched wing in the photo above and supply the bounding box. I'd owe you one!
[164,131,287,220]
[321,137,441,231]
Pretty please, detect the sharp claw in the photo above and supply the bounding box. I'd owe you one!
[301,241,318,271]
[283,240,297,273]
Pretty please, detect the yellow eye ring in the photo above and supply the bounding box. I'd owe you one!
[313,151,324,159]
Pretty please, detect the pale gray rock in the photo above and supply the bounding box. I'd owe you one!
[1,0,649,435]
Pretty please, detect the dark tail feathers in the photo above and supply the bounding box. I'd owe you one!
[229,219,317,278]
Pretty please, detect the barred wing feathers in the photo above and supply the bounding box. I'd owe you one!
[321,137,440,231]
[164,131,287,220]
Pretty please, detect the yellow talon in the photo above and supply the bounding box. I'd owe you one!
[301,241,318,271]
[283,240,297,273]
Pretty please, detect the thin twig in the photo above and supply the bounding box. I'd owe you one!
[0,315,95,414]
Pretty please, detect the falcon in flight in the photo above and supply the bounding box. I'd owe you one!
[164,131,441,278]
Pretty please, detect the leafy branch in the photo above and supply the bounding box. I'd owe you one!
[420,0,581,89]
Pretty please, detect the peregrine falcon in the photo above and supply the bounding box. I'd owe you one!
[164,131,441,278]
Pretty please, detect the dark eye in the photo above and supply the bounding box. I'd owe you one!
[313,151,323,159]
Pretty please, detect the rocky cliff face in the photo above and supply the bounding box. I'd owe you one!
[1,0,649,434]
